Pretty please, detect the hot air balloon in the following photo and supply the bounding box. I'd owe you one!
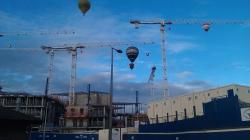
[78,0,91,15]
[126,46,139,70]
[202,23,211,32]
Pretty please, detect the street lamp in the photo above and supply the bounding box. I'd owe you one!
[109,47,123,140]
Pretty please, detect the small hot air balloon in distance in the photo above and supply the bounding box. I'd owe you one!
[202,23,211,32]
[126,46,139,70]
[78,0,91,15]
[145,52,150,56]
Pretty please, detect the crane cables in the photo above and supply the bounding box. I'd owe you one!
[131,19,250,25]
[0,30,76,37]
[0,41,155,51]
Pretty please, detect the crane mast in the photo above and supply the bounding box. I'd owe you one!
[70,48,77,106]
[131,20,171,98]
[48,50,54,96]
[160,21,168,97]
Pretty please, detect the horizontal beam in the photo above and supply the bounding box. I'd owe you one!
[130,19,250,25]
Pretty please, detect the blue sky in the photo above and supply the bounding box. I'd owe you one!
[0,0,250,103]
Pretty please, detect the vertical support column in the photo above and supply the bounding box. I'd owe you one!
[69,48,77,106]
[135,91,139,114]
[47,51,54,96]
[25,96,28,113]
[108,48,114,140]
[160,21,169,98]
[2,98,5,106]
[167,113,169,122]
[193,106,197,117]
[16,96,21,111]
[40,98,44,119]
[103,106,106,129]
[184,108,187,119]
[175,111,178,121]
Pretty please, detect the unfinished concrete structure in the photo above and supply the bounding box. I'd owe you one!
[60,91,146,132]
[60,91,110,132]
[0,93,65,127]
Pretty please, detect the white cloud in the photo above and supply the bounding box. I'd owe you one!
[168,42,198,53]
[232,63,250,71]
[176,71,193,79]
[172,80,211,92]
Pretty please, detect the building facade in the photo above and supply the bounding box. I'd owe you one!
[0,93,65,127]
[60,91,110,132]
[147,84,250,124]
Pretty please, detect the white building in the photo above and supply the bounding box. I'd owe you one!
[147,84,250,124]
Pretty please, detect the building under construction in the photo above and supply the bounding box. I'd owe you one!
[59,91,110,132]
[0,91,65,127]
[54,90,147,132]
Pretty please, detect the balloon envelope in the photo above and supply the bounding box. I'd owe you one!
[126,46,139,63]
[202,23,210,32]
[78,0,91,14]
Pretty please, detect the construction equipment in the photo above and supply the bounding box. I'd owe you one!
[41,45,85,106]
[41,41,154,106]
[0,41,154,105]
[130,19,250,98]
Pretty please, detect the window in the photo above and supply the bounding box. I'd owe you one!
[188,97,192,101]
[80,108,84,115]
[164,102,166,105]
[173,100,175,104]
[70,108,75,115]
[73,119,77,127]
[207,93,210,96]
[248,90,250,93]
[79,119,83,127]
[195,96,198,100]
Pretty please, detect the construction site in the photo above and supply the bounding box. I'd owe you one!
[1,0,250,140]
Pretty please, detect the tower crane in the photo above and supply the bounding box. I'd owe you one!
[0,41,154,106]
[130,19,250,98]
[41,45,85,106]
[41,41,154,106]
[148,66,156,98]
